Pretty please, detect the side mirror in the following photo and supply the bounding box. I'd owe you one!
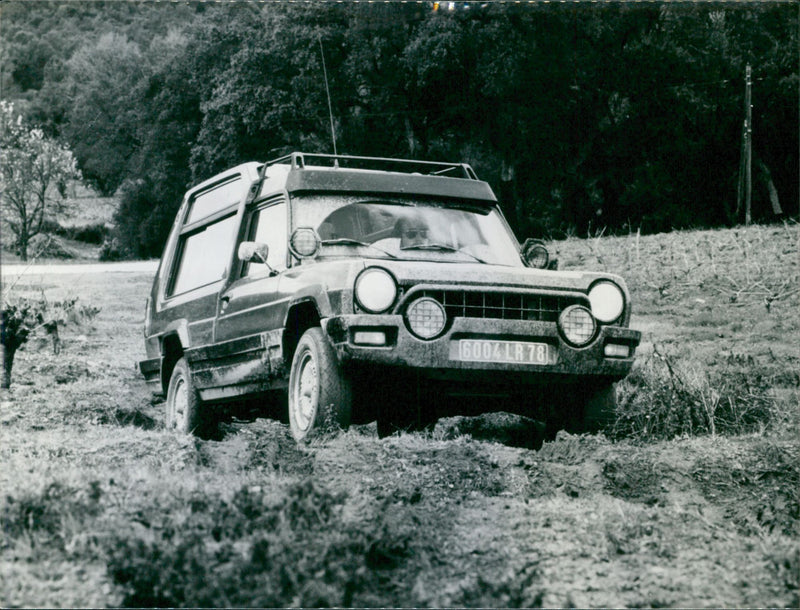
[238,241,269,265]
[521,238,550,269]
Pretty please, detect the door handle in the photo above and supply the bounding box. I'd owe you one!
[220,295,230,311]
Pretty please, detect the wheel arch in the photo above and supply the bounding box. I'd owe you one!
[160,333,185,395]
[283,299,323,367]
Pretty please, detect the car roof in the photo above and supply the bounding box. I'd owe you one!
[258,152,498,204]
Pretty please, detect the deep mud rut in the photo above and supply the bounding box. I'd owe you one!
[189,414,798,608]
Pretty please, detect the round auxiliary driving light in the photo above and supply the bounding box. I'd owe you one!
[588,281,624,323]
[354,267,397,313]
[406,297,446,339]
[289,228,320,258]
[558,305,596,347]
[521,238,550,269]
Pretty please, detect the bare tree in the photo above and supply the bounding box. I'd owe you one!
[1,101,81,261]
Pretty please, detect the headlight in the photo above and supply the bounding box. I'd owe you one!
[558,305,596,346]
[354,267,397,313]
[406,297,446,339]
[588,281,624,323]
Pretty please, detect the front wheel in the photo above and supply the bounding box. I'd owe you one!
[288,327,352,442]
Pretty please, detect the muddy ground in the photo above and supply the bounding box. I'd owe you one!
[1,225,798,607]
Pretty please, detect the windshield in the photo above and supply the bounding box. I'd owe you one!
[292,195,523,267]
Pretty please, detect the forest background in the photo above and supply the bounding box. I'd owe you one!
[1,0,797,259]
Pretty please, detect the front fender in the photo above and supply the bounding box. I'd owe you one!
[280,259,365,321]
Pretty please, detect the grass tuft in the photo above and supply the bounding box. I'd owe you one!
[1,481,103,554]
[103,477,418,608]
[613,347,791,441]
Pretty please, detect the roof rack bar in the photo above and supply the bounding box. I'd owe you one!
[263,152,478,180]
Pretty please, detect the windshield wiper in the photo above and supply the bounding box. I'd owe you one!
[400,243,489,264]
[320,238,399,259]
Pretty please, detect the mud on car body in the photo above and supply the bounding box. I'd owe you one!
[139,153,641,441]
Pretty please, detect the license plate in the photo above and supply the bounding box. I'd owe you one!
[451,339,555,365]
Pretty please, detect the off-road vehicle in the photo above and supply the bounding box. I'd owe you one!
[139,153,641,441]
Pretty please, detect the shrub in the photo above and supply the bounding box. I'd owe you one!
[34,220,109,245]
[1,295,100,388]
[99,235,128,262]
[613,347,779,441]
[2,299,44,388]
[104,477,446,607]
[105,479,382,608]
[66,223,108,244]
[0,481,103,552]
[26,234,75,259]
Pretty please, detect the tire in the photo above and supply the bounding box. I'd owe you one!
[288,327,352,442]
[544,382,617,439]
[165,357,205,435]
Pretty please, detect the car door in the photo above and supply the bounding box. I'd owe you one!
[158,173,249,349]
[208,197,291,389]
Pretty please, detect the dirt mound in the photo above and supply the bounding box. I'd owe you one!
[436,412,546,449]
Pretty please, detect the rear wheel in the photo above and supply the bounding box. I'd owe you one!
[165,357,205,435]
[288,327,352,442]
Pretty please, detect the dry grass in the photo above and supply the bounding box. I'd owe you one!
[553,222,799,313]
[553,221,800,440]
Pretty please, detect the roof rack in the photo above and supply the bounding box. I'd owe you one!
[263,152,479,180]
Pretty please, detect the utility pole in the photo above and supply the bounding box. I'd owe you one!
[744,64,752,225]
[736,64,753,226]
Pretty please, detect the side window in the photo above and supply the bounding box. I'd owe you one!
[169,214,237,296]
[185,177,243,225]
[243,202,287,277]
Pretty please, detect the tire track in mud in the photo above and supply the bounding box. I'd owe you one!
[395,430,798,608]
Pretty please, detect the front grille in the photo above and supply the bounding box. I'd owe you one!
[406,289,588,322]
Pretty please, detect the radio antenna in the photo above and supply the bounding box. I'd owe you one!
[318,35,338,158]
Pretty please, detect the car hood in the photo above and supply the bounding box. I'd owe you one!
[370,259,625,294]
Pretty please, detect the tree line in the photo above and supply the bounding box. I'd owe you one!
[1,1,797,258]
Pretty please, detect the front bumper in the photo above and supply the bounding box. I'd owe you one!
[323,314,641,382]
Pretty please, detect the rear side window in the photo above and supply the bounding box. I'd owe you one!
[185,177,243,225]
[169,214,237,296]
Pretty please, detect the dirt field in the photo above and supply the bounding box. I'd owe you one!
[1,223,798,608]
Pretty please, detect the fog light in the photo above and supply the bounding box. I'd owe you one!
[353,331,387,346]
[558,305,596,346]
[604,343,630,358]
[406,297,446,339]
